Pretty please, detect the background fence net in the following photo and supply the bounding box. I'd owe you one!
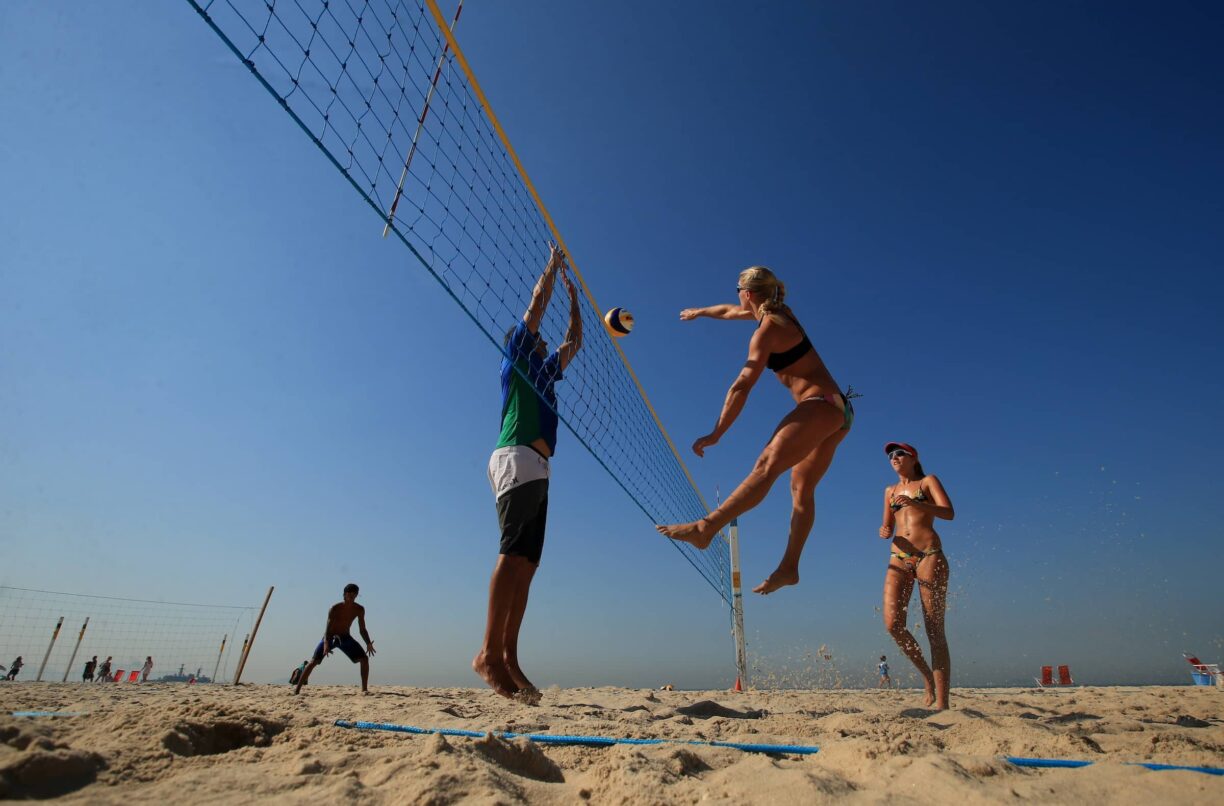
[0,586,255,684]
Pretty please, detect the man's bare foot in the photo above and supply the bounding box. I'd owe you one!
[923,682,936,708]
[513,686,542,706]
[752,566,799,594]
[655,519,715,550]
[505,657,534,693]
[472,651,518,699]
[361,689,371,696]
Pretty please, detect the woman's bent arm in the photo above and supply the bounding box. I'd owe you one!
[901,475,955,520]
[879,487,895,538]
[692,329,769,456]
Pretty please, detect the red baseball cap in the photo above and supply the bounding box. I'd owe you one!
[884,442,918,459]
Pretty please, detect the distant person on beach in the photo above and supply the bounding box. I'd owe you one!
[4,657,22,680]
[294,583,376,695]
[141,656,154,682]
[95,656,113,683]
[879,442,954,710]
[877,656,891,688]
[657,266,854,594]
[289,660,308,685]
[476,244,582,703]
[83,656,97,682]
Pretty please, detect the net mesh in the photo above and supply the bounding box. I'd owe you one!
[0,586,255,684]
[185,0,731,603]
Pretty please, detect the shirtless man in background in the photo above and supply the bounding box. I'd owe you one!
[294,583,376,695]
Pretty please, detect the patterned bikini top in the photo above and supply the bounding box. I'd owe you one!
[889,484,928,512]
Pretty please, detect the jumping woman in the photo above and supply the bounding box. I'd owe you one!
[656,266,853,594]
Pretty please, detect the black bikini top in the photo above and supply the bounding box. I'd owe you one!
[760,314,814,372]
[767,335,814,372]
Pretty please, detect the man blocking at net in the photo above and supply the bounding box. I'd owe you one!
[475,244,582,702]
[294,583,376,695]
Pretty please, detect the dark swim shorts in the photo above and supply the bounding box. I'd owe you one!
[495,478,549,565]
[312,634,366,664]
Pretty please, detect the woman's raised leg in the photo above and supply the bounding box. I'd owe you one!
[657,399,842,549]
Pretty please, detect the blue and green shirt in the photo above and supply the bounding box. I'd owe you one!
[497,321,564,455]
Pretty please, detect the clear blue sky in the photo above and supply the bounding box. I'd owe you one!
[2,1,1221,688]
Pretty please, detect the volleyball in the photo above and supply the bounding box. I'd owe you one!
[604,307,635,337]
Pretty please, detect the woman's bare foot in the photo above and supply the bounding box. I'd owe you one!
[753,566,799,594]
[923,680,937,708]
[472,651,518,699]
[655,519,715,550]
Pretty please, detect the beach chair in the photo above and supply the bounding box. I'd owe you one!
[1057,665,1075,686]
[1183,653,1223,685]
[126,670,140,683]
[113,669,124,682]
[1035,666,1053,687]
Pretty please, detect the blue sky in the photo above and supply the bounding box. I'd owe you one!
[2,1,1221,689]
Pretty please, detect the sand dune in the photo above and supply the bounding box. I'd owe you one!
[2,683,1221,802]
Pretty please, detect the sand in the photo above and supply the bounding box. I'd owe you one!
[1,682,1221,802]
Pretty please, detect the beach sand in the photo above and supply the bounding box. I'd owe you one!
[2,682,1221,802]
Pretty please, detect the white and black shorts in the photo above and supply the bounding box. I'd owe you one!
[488,446,550,565]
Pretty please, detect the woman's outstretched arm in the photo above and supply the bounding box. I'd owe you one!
[680,304,756,321]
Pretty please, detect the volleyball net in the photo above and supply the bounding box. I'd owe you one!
[0,586,255,684]
[184,0,732,605]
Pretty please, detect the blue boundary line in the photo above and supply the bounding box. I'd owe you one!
[335,719,819,755]
[1006,755,1224,776]
[335,721,1224,774]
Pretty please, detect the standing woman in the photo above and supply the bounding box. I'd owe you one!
[879,442,954,710]
[656,266,853,594]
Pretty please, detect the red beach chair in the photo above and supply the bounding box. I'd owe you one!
[1035,666,1054,687]
[1058,665,1075,686]
[126,670,140,683]
[113,669,124,682]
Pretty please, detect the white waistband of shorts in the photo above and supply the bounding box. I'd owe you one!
[491,444,549,462]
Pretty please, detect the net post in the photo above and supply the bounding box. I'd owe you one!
[232,586,274,685]
[729,519,748,688]
[60,617,90,683]
[212,634,228,684]
[35,617,65,682]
